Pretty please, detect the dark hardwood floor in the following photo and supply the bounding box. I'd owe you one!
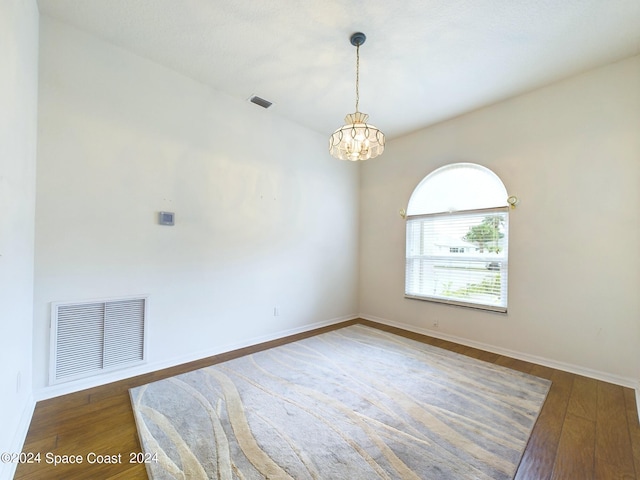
[15,319,640,479]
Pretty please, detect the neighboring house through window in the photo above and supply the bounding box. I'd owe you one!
[405,163,509,312]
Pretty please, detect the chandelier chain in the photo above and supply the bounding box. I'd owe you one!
[355,43,360,112]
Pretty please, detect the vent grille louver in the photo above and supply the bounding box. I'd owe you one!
[249,95,273,109]
[51,297,147,384]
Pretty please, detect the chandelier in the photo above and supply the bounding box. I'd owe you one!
[329,32,385,161]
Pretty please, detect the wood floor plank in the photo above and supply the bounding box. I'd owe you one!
[595,381,636,479]
[529,363,556,381]
[549,374,599,479]
[566,375,598,421]
[15,319,637,480]
[624,388,640,478]
[105,465,148,479]
[550,412,595,480]
[495,355,534,375]
[440,341,469,355]
[514,369,573,480]
[25,394,130,437]
[19,434,58,455]
[468,348,501,363]
[16,418,141,480]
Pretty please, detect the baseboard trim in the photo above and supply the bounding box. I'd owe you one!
[636,381,640,423]
[359,313,638,389]
[1,394,36,480]
[34,314,358,401]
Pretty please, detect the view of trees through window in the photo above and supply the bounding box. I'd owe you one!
[463,215,504,253]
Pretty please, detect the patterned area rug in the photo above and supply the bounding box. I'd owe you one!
[130,325,550,479]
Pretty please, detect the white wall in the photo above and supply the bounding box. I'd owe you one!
[360,56,640,384]
[0,0,38,477]
[34,17,359,397]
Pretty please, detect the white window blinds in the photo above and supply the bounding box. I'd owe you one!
[405,207,508,312]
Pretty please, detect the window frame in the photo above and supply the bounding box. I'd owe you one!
[404,163,509,313]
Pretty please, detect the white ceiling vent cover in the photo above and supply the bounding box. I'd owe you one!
[50,296,148,385]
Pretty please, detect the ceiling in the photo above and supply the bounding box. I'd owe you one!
[37,0,640,140]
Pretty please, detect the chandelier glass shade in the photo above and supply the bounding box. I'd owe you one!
[329,112,385,161]
[329,33,385,161]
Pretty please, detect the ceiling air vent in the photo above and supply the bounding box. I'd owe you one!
[249,95,273,109]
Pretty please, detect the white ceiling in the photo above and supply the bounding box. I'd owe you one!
[37,0,640,140]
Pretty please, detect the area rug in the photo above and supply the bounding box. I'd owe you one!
[130,324,550,479]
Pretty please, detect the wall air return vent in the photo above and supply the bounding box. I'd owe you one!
[50,296,148,385]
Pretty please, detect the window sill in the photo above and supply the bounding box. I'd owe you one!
[404,294,507,314]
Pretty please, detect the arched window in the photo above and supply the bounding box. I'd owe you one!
[405,163,509,312]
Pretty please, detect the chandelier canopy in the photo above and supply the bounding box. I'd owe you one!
[329,32,385,161]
